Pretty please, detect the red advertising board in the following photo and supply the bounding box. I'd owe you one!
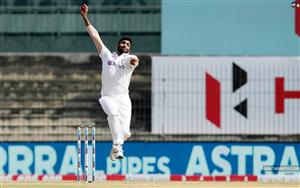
[293,0,300,36]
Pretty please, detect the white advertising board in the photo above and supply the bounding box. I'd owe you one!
[152,57,300,134]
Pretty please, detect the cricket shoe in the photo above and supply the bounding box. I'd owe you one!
[110,144,124,161]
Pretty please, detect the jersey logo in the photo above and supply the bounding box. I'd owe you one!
[107,60,113,65]
[107,60,125,70]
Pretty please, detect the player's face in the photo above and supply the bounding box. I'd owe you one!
[117,40,131,54]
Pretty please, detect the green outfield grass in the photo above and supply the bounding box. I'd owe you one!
[1,182,299,188]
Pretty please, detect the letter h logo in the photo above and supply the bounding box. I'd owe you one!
[206,63,248,128]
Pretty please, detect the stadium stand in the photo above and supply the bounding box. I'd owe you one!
[0,53,151,141]
[0,0,157,141]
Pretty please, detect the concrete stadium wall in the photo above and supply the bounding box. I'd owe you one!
[0,4,161,52]
[162,0,299,56]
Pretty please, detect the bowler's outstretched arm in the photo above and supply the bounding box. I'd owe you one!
[80,4,104,54]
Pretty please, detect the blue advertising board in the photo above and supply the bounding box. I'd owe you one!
[0,142,299,175]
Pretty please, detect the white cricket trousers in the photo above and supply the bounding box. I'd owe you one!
[99,95,132,145]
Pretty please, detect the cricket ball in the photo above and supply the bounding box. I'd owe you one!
[81,5,86,12]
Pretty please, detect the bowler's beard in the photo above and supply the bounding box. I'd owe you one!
[117,46,129,54]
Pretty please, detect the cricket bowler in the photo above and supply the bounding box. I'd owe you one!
[80,3,139,160]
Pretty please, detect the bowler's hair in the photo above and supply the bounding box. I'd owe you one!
[118,37,132,46]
